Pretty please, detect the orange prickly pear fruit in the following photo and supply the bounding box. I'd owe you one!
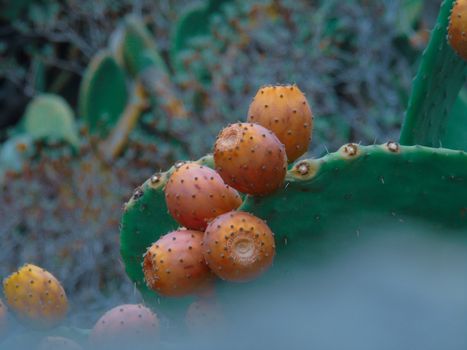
[2,264,68,329]
[247,84,313,162]
[143,229,214,297]
[214,123,287,196]
[38,337,83,350]
[90,304,159,348]
[165,162,242,230]
[203,211,276,282]
[448,0,467,60]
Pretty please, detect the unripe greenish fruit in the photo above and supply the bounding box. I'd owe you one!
[165,162,242,230]
[38,337,83,350]
[448,0,467,60]
[2,264,68,329]
[214,123,287,196]
[143,230,214,297]
[203,211,276,282]
[247,84,313,162]
[90,304,159,348]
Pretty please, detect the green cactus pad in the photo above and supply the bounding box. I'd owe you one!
[119,16,167,77]
[399,0,467,147]
[170,0,231,74]
[440,87,467,151]
[120,144,467,320]
[98,81,148,161]
[22,94,79,147]
[117,16,187,118]
[78,50,128,136]
[171,5,210,73]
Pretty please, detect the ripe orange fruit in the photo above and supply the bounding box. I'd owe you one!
[143,230,214,297]
[165,162,242,230]
[214,123,287,196]
[247,84,313,162]
[3,264,68,329]
[203,211,276,282]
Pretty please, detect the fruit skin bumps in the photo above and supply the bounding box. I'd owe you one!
[143,229,213,297]
[165,162,242,230]
[203,211,276,282]
[448,0,467,60]
[90,304,159,348]
[214,123,287,196]
[2,263,68,329]
[247,84,313,162]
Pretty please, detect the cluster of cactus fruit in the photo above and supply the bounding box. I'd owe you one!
[120,0,467,325]
[0,84,313,344]
[139,84,311,303]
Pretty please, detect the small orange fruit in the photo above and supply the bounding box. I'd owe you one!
[203,211,276,282]
[165,162,242,230]
[247,84,313,162]
[143,230,214,297]
[3,264,68,329]
[214,123,287,196]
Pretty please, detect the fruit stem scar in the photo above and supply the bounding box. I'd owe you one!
[217,126,241,152]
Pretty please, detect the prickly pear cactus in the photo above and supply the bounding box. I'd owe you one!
[120,0,467,325]
[400,0,467,148]
[120,144,467,320]
[22,94,79,148]
[171,4,209,74]
[117,16,167,77]
[79,50,128,136]
[116,16,187,118]
[98,81,148,161]
[441,87,467,150]
[170,0,232,74]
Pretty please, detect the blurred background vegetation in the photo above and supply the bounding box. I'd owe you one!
[0,0,441,325]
